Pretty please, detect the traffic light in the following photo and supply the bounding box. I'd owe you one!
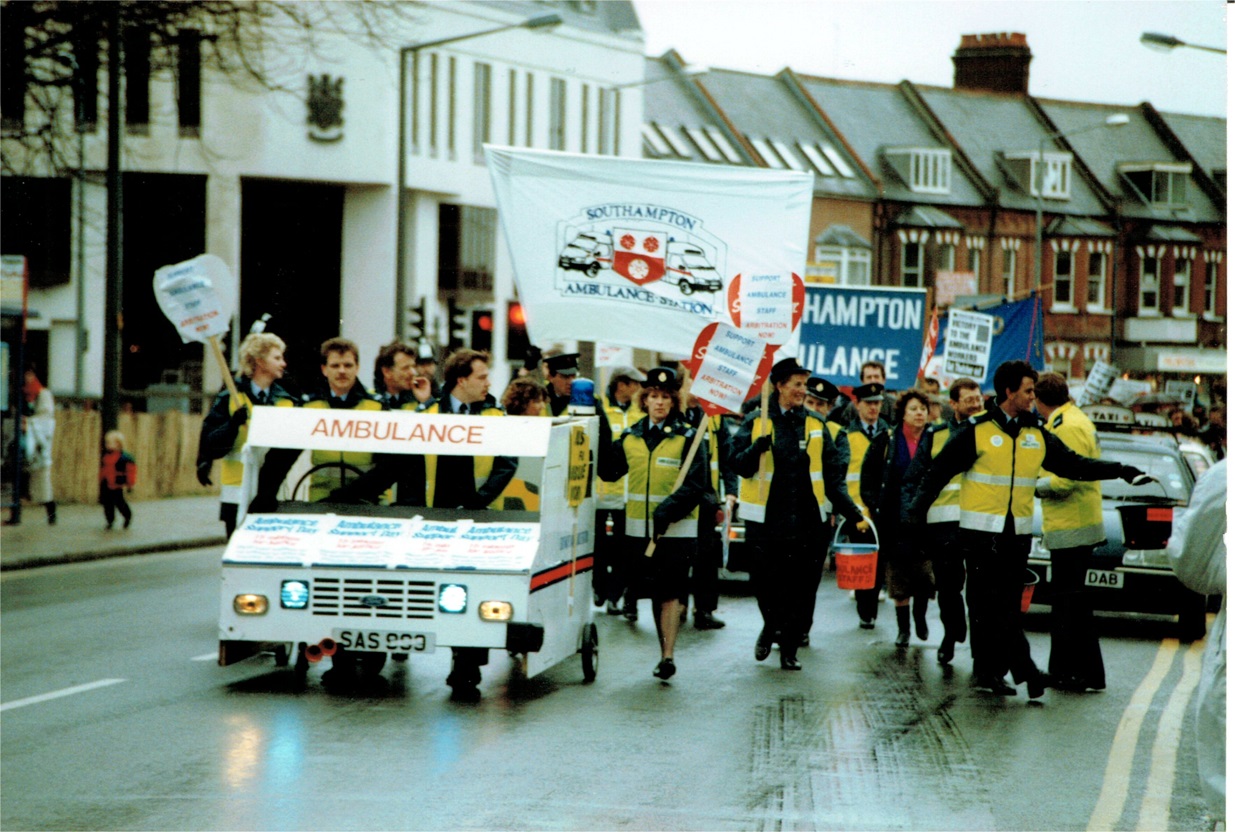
[447,297,469,351]
[406,298,426,341]
[507,301,529,363]
[471,310,493,353]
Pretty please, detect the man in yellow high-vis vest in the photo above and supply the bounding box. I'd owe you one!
[303,338,383,501]
[597,366,645,617]
[910,361,1151,699]
[1034,372,1108,692]
[903,377,983,666]
[732,358,867,671]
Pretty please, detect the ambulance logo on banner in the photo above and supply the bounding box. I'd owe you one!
[613,229,667,285]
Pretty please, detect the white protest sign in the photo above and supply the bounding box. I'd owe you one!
[686,323,774,416]
[245,408,553,458]
[153,254,231,343]
[595,344,633,368]
[486,146,813,357]
[1107,378,1153,405]
[941,309,995,381]
[730,272,802,346]
[1164,380,1197,410]
[1077,360,1118,406]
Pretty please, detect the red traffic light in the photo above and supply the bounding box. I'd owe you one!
[476,313,493,332]
[508,303,526,327]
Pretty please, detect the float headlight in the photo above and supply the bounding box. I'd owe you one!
[479,600,513,621]
[280,580,310,609]
[438,584,468,614]
[233,594,269,615]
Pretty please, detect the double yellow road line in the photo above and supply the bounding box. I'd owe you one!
[1088,637,1206,831]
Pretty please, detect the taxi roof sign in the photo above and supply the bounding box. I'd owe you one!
[1081,404,1136,426]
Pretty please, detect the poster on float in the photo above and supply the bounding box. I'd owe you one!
[486,146,813,357]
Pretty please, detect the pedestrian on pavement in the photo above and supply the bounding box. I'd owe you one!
[732,358,867,670]
[908,360,1153,699]
[99,430,136,530]
[197,331,296,538]
[598,367,708,681]
[1167,459,1226,827]
[860,389,934,647]
[902,377,984,665]
[21,366,57,525]
[838,382,892,628]
[1034,373,1108,692]
[596,366,646,617]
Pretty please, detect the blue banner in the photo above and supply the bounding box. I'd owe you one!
[796,286,928,388]
[937,295,1045,390]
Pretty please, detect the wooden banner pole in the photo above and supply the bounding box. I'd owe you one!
[208,335,241,403]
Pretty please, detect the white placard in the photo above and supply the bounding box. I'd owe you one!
[1077,360,1118,406]
[245,408,553,457]
[153,254,231,343]
[595,344,633,368]
[692,324,768,415]
[1106,378,1153,405]
[738,272,796,344]
[1164,380,1197,410]
[941,309,995,381]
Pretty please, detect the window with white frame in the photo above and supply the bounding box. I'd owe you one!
[902,241,923,288]
[429,54,440,155]
[1204,257,1220,316]
[472,62,491,162]
[1139,251,1161,313]
[1087,249,1108,310]
[967,247,981,285]
[1173,254,1192,315]
[1119,163,1192,208]
[1053,248,1075,308]
[885,148,951,194]
[1002,247,1017,297]
[598,87,611,155]
[815,244,871,286]
[549,77,566,151]
[938,243,956,273]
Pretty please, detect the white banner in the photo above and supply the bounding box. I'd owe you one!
[153,254,231,343]
[486,146,813,357]
[1077,360,1118,406]
[942,309,995,381]
[245,408,553,457]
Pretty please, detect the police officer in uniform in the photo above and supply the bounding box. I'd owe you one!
[902,377,984,665]
[543,351,581,416]
[596,366,646,615]
[801,375,846,642]
[838,382,891,628]
[599,367,709,681]
[732,358,867,670]
[910,361,1152,698]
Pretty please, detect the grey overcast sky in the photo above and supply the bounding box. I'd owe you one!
[630,0,1227,118]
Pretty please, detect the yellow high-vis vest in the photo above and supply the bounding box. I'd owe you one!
[420,400,503,508]
[958,417,1047,534]
[597,397,644,510]
[621,424,698,539]
[738,416,827,524]
[303,396,382,501]
[221,392,295,505]
[1040,402,1105,548]
[843,425,877,513]
[926,425,963,524]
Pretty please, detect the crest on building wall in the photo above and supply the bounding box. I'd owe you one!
[307,74,344,143]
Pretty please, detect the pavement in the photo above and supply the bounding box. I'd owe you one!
[1,495,227,571]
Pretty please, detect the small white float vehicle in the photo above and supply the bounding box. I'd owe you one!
[216,406,599,698]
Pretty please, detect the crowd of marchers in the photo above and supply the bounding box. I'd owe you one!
[195,331,1165,697]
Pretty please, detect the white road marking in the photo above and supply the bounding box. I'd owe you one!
[191,652,218,662]
[0,678,127,712]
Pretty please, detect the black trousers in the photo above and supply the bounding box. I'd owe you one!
[804,521,836,633]
[930,523,967,644]
[689,506,722,614]
[852,525,883,623]
[1048,544,1105,687]
[593,509,626,604]
[749,533,823,654]
[101,487,131,526]
[961,529,1039,683]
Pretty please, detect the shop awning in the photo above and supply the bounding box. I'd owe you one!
[1115,346,1227,374]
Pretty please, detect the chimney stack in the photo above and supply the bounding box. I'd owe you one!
[952,32,1032,94]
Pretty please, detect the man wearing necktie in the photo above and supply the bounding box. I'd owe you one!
[302,338,382,501]
[838,382,891,628]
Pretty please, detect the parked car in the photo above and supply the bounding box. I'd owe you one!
[1027,431,1207,641]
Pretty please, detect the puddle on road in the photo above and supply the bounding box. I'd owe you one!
[745,649,990,831]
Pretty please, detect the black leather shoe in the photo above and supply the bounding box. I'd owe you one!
[895,628,910,647]
[653,658,676,680]
[937,639,955,665]
[799,634,810,647]
[913,607,929,641]
[623,600,638,622]
[974,675,1016,695]
[694,612,726,630]
[1027,674,1047,700]
[859,617,875,630]
[780,655,802,671]
[754,629,773,662]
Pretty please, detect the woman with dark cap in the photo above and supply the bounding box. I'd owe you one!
[599,367,708,681]
[860,388,935,647]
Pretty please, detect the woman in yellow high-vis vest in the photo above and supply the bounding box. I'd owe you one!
[598,367,707,683]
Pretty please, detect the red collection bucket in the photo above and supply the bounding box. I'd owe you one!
[832,517,880,591]
[1021,569,1040,613]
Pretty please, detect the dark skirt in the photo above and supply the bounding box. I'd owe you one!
[625,535,693,602]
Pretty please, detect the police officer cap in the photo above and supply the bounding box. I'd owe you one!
[806,376,839,402]
[610,365,647,383]
[415,342,436,363]
[644,366,678,390]
[769,357,810,386]
[544,352,580,377]
[853,382,885,402]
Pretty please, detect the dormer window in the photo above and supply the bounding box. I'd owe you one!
[885,148,950,195]
[1002,151,1073,199]
[1119,162,1191,208]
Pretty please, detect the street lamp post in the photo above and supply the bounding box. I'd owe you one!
[1140,32,1227,55]
[394,13,561,340]
[1033,114,1130,293]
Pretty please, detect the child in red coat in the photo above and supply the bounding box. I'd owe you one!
[99,430,137,529]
